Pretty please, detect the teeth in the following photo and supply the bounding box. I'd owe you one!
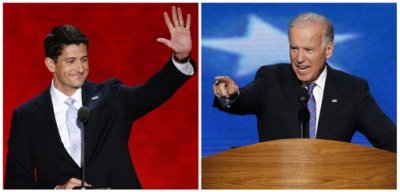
[298,66,307,70]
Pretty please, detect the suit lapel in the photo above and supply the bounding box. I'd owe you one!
[317,65,341,138]
[81,81,102,165]
[82,81,101,111]
[34,88,78,167]
[282,65,304,119]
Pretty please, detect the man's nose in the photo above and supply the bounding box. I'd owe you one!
[76,61,84,73]
[296,50,305,63]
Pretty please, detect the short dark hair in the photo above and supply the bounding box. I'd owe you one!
[44,25,89,62]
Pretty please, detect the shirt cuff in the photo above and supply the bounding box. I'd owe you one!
[172,55,195,76]
[218,91,240,108]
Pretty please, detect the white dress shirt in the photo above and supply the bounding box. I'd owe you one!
[50,80,83,156]
[172,54,194,75]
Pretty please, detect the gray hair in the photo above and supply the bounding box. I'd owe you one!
[289,12,334,45]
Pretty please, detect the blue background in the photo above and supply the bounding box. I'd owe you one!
[202,3,396,157]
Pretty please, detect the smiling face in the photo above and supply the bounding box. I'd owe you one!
[45,43,89,96]
[289,23,333,83]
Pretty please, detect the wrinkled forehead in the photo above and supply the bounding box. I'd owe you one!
[289,24,325,44]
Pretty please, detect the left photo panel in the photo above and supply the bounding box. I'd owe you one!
[3,3,198,189]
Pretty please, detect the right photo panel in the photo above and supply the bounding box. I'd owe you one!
[201,3,396,189]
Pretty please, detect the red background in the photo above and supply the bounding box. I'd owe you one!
[3,3,198,189]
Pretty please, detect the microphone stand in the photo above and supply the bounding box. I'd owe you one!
[298,87,310,138]
[81,120,87,189]
[298,104,310,138]
[74,107,92,190]
[72,120,90,189]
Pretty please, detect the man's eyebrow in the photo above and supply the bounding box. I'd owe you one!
[64,57,77,60]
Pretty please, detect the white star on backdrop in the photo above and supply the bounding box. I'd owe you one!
[203,15,357,77]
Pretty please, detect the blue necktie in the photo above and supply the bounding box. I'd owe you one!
[307,83,317,138]
[65,97,81,166]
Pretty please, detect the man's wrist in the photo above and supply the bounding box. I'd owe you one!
[218,91,240,108]
[173,53,190,63]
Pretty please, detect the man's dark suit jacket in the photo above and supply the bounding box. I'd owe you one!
[214,63,396,153]
[5,59,194,189]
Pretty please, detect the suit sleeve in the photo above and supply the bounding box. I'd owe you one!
[213,66,268,115]
[356,81,396,152]
[112,58,195,120]
[5,109,36,189]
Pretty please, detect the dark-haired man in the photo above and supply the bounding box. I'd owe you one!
[5,6,194,189]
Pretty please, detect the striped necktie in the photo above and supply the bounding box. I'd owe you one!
[307,83,317,138]
[65,97,81,167]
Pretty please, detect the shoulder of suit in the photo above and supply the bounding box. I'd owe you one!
[258,63,290,72]
[84,78,125,89]
[14,88,49,114]
[256,63,291,78]
[329,67,367,86]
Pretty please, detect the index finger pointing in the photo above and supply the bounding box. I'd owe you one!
[215,76,231,83]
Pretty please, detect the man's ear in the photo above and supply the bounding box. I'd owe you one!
[325,41,334,59]
[45,57,56,72]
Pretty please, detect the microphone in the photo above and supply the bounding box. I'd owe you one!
[74,106,92,189]
[78,106,90,122]
[297,86,310,138]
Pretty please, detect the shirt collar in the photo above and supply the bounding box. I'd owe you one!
[314,64,327,90]
[50,79,83,109]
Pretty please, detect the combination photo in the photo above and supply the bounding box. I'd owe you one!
[2,1,397,190]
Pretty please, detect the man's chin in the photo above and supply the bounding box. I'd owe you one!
[295,74,312,84]
[71,82,85,88]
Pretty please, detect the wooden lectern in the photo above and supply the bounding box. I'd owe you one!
[202,139,396,189]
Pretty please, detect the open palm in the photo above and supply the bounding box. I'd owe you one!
[157,6,192,60]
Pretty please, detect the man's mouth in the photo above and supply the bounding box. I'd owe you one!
[296,65,311,73]
[70,74,85,79]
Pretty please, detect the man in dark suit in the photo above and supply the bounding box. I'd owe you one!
[213,13,396,153]
[5,6,194,189]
